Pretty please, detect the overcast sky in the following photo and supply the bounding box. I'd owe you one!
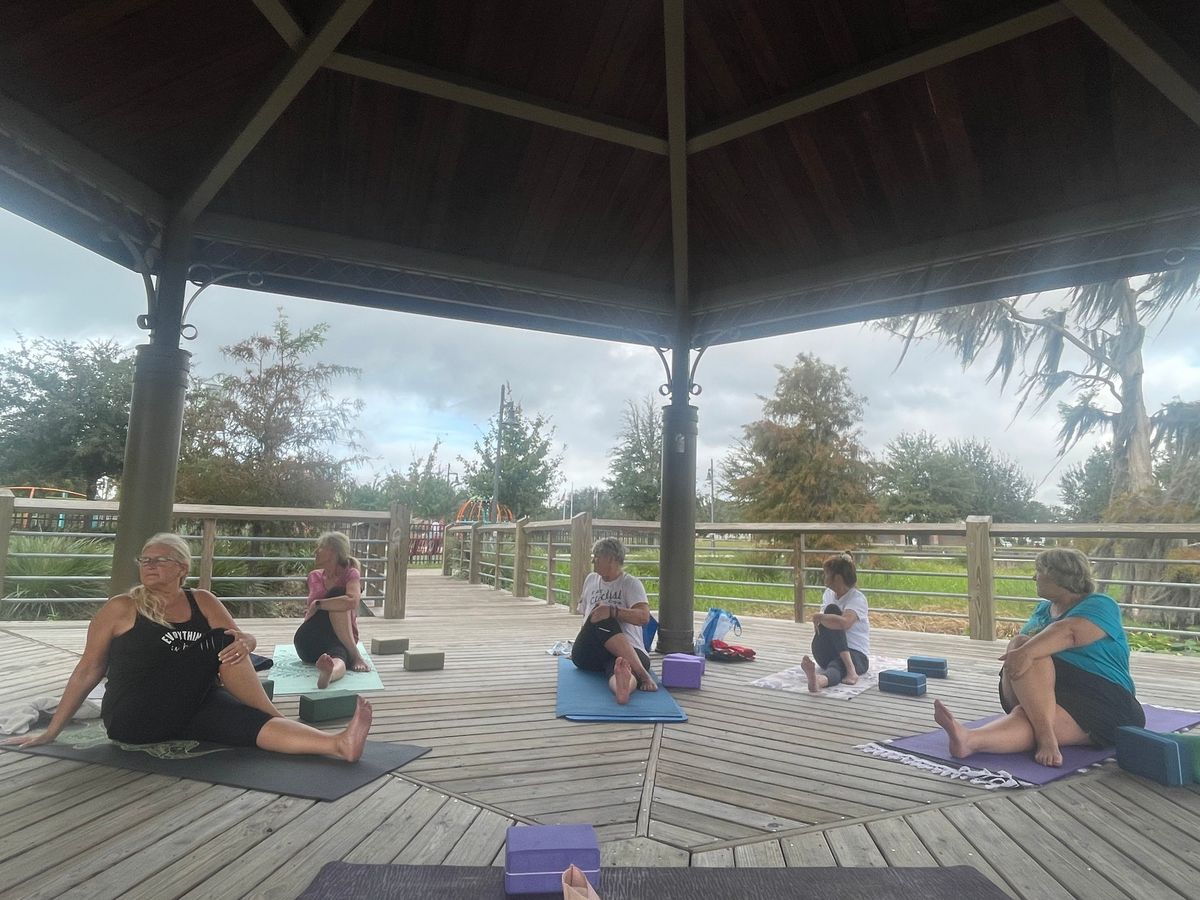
[3,205,1199,507]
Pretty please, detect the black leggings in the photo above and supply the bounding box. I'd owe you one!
[811,604,869,687]
[572,615,651,679]
[102,630,272,747]
[294,609,353,664]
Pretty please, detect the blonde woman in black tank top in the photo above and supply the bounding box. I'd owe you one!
[4,533,373,759]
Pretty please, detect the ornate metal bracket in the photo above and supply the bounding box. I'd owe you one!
[654,345,707,398]
[134,264,264,341]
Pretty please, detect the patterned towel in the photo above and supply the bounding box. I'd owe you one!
[751,655,909,699]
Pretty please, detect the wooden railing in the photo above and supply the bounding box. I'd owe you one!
[443,515,1200,641]
[0,490,418,618]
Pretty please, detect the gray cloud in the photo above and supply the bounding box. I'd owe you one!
[2,206,1197,508]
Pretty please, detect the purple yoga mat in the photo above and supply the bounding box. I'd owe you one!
[888,704,1200,785]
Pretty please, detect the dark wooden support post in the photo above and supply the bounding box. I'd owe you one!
[109,218,192,596]
[385,502,410,618]
[569,511,593,614]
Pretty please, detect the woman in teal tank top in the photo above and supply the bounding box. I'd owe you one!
[933,548,1143,767]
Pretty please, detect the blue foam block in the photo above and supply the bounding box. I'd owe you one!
[1116,726,1189,786]
[878,669,926,696]
[907,655,948,677]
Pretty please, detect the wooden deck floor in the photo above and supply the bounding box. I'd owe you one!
[2,570,1200,898]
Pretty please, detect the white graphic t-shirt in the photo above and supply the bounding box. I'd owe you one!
[821,587,870,656]
[580,571,649,652]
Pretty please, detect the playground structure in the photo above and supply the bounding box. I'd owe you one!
[454,497,514,525]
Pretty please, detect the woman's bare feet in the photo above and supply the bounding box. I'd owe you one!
[316,653,335,689]
[333,697,373,762]
[637,674,658,693]
[612,657,635,705]
[800,655,826,692]
[349,657,371,673]
[1034,736,1063,767]
[841,671,859,685]
[933,699,975,759]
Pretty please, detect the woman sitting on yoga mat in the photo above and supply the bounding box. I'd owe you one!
[570,537,657,705]
[293,531,371,688]
[934,547,1144,767]
[3,532,372,760]
[801,553,870,692]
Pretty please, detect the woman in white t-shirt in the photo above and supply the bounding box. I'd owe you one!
[801,554,870,692]
[570,538,657,704]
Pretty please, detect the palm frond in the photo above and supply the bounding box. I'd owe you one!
[1057,395,1115,456]
[1152,400,1200,461]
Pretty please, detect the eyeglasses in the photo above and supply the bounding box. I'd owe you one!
[135,556,180,567]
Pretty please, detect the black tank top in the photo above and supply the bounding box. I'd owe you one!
[102,589,213,715]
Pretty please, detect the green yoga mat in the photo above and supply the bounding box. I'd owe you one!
[270,643,385,694]
[6,720,428,802]
[555,657,687,722]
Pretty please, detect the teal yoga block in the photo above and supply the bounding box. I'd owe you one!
[260,678,274,700]
[878,669,926,696]
[371,637,409,655]
[1117,726,1189,786]
[298,690,359,723]
[907,656,948,677]
[404,650,445,671]
[1164,732,1200,783]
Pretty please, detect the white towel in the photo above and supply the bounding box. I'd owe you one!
[0,696,102,736]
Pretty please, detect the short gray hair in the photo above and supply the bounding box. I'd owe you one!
[591,537,626,564]
[1035,548,1096,596]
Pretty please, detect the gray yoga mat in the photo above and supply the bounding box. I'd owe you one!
[5,720,428,802]
[298,862,1010,899]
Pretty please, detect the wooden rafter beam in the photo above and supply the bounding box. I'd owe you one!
[0,90,165,224]
[688,2,1071,154]
[325,53,668,155]
[193,211,669,312]
[250,0,668,155]
[1064,0,1200,129]
[663,0,689,335]
[178,0,375,223]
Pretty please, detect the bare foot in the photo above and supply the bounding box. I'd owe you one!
[612,657,635,705]
[800,655,825,693]
[350,657,371,673]
[316,653,334,689]
[334,697,373,762]
[1034,737,1063,767]
[841,671,859,685]
[933,699,974,759]
[637,674,658,693]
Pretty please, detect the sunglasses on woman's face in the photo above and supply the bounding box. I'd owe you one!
[135,556,180,567]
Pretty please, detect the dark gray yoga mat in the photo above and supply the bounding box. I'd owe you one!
[299,862,1010,899]
[4,721,428,801]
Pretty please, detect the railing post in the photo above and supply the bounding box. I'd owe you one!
[514,517,530,598]
[793,534,806,623]
[966,515,996,641]
[198,517,217,592]
[442,526,454,576]
[0,488,14,599]
[493,527,502,590]
[469,521,481,584]
[546,536,557,604]
[568,511,593,614]
[385,502,410,618]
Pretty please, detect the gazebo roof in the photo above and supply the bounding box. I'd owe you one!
[2,1,1199,346]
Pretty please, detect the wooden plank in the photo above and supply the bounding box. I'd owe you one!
[691,847,734,867]
[825,823,887,867]
[733,840,786,867]
[442,809,515,866]
[392,797,481,865]
[779,831,837,867]
[941,804,1074,900]
[864,816,938,867]
[902,809,1014,898]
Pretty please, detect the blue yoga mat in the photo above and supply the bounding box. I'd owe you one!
[554,656,687,722]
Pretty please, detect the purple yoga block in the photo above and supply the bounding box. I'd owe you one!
[662,654,704,688]
[504,824,601,894]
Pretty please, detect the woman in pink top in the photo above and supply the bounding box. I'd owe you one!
[293,531,371,688]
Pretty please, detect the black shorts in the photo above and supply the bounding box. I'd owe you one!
[294,609,352,664]
[1000,657,1144,746]
[571,616,651,678]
